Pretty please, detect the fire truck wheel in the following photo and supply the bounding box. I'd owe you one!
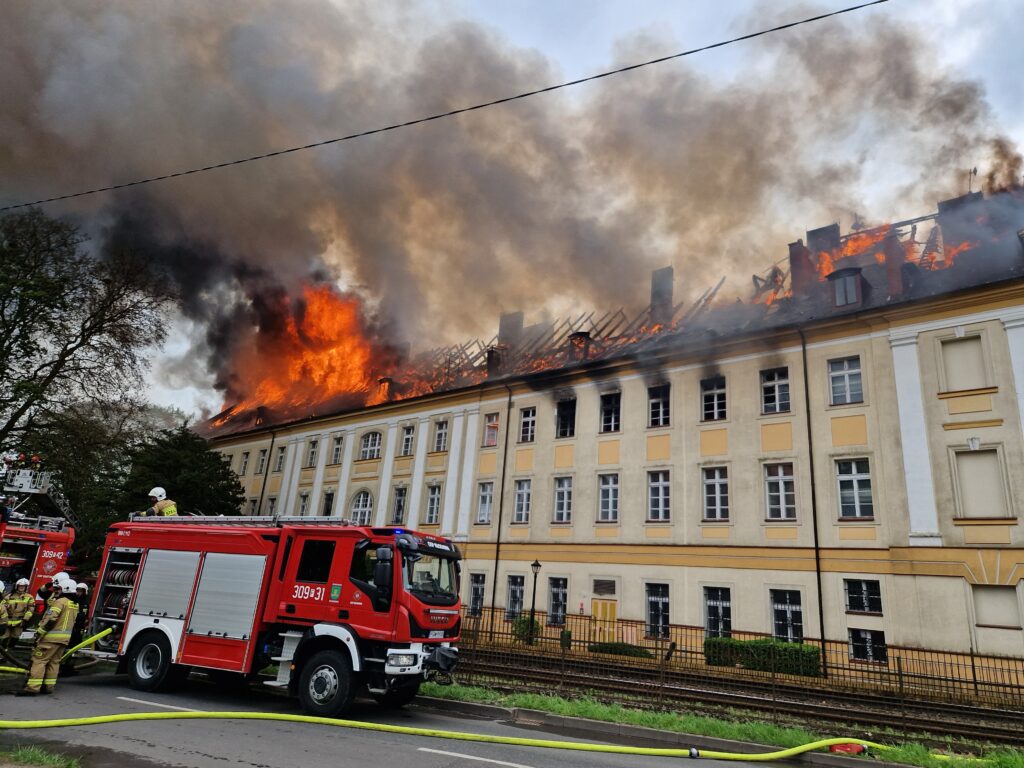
[298,649,355,717]
[371,682,420,709]
[127,633,189,692]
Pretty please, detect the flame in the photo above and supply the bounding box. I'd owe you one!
[938,240,975,268]
[816,225,892,280]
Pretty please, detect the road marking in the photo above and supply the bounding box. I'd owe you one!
[417,747,535,768]
[116,696,203,712]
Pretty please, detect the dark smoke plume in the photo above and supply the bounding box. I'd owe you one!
[0,1,1019,409]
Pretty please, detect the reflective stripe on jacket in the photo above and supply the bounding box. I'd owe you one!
[36,597,79,645]
[0,593,34,624]
[146,499,178,516]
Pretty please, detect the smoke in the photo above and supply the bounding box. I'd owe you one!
[0,1,1020,409]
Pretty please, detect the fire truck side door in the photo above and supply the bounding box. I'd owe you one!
[345,541,394,641]
[278,535,339,623]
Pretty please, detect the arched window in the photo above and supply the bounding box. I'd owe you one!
[359,431,382,460]
[350,490,373,525]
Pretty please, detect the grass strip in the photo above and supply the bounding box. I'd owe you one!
[420,682,1024,768]
[0,746,79,768]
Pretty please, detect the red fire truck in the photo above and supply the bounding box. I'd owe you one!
[0,513,75,600]
[86,516,461,715]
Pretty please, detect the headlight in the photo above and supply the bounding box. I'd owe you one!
[388,653,417,667]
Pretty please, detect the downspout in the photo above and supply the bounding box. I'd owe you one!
[486,384,514,641]
[798,328,829,679]
[256,430,277,516]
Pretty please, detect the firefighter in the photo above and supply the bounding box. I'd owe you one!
[60,582,89,677]
[0,578,34,648]
[17,580,79,696]
[142,487,178,517]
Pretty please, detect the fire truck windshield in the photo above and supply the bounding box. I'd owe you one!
[402,552,457,603]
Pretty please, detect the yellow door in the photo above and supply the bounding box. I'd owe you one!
[591,598,618,643]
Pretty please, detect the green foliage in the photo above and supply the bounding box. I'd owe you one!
[119,426,245,517]
[1,745,80,768]
[704,637,821,677]
[559,629,572,651]
[586,641,654,659]
[511,616,541,644]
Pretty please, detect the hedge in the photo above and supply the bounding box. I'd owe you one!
[587,641,655,659]
[704,636,821,677]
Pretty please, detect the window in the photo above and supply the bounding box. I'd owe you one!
[593,578,616,596]
[401,425,415,456]
[274,446,287,472]
[433,420,449,452]
[941,336,986,392]
[469,573,486,617]
[331,436,344,464]
[483,413,499,447]
[266,496,277,515]
[761,368,790,414]
[598,474,619,523]
[765,463,796,520]
[849,629,887,663]
[513,480,532,524]
[837,459,873,518]
[770,589,803,643]
[829,357,863,405]
[239,451,250,475]
[834,273,860,307]
[973,585,1023,629]
[548,577,568,626]
[321,490,335,517]
[647,470,671,522]
[506,575,525,620]
[255,449,268,475]
[425,485,442,525]
[555,398,576,438]
[350,490,373,525]
[305,440,319,468]
[359,432,382,460]
[391,486,407,525]
[553,477,573,523]
[954,449,1009,518]
[519,407,536,443]
[701,376,727,421]
[298,492,309,516]
[247,498,257,515]
[600,392,621,433]
[702,467,729,521]
[705,587,732,638]
[646,583,670,638]
[296,540,335,583]
[477,482,494,524]
[648,384,670,427]
[844,579,882,613]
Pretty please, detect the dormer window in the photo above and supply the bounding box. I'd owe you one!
[829,267,862,308]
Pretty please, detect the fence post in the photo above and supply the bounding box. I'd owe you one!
[656,633,667,706]
[969,646,979,697]
[770,641,778,724]
[896,655,906,730]
[465,615,480,687]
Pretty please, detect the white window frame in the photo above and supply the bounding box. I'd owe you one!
[330,436,344,465]
[255,449,267,475]
[704,586,732,638]
[477,482,494,524]
[401,425,415,456]
[513,479,532,524]
[553,476,573,523]
[506,575,525,620]
[298,492,309,516]
[761,367,791,414]
[645,582,670,638]
[425,484,442,525]
[849,628,887,663]
[647,470,671,522]
[598,473,619,523]
[548,577,568,627]
[600,392,621,433]
[483,413,499,447]
[764,462,796,520]
[844,579,882,614]
[648,384,671,428]
[433,420,449,453]
[702,466,729,521]
[391,486,408,525]
[701,377,727,421]
[359,432,382,460]
[469,573,486,617]
[239,451,250,476]
[555,398,576,439]
[770,589,803,643]
[274,446,287,473]
[519,407,536,443]
[836,458,873,518]
[828,356,863,405]
[305,440,318,469]
[350,490,373,525]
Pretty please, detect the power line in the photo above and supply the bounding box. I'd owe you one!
[2,0,888,213]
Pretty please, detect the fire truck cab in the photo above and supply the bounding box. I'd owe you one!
[0,513,75,603]
[87,516,461,716]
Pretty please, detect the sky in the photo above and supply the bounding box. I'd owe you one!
[5,0,1022,420]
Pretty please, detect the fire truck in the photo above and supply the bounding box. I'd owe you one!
[85,516,461,716]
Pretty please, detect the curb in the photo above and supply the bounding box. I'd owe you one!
[418,697,903,768]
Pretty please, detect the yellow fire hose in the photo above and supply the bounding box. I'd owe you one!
[0,627,114,674]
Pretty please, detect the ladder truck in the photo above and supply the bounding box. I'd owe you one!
[85,515,462,716]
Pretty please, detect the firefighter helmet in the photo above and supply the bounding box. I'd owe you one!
[16,578,30,588]
[76,583,88,594]
[148,487,167,501]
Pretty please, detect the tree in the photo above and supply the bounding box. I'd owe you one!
[119,427,244,517]
[0,209,172,446]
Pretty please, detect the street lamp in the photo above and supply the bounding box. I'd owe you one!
[528,559,542,645]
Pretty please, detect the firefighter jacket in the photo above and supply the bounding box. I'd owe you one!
[145,499,178,516]
[35,596,79,646]
[0,592,34,626]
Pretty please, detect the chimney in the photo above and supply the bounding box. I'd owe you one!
[498,311,524,348]
[567,330,592,363]
[376,376,394,402]
[486,345,507,379]
[650,266,674,326]
[883,231,905,298]
[807,223,841,255]
[788,240,816,295]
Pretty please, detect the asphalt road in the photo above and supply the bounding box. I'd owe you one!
[0,669,757,768]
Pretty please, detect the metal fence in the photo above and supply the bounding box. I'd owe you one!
[458,607,1024,709]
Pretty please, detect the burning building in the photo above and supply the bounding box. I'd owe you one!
[206,189,1024,669]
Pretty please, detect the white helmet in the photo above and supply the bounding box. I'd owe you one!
[16,578,30,588]
[54,571,68,581]
[76,583,89,594]
[0,581,4,593]
[149,487,167,501]
[63,580,78,592]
